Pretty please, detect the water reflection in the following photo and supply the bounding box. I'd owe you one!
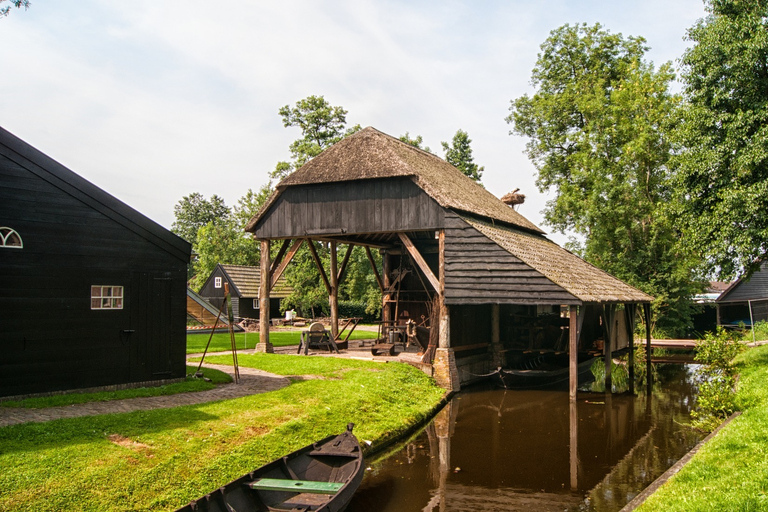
[350,364,702,512]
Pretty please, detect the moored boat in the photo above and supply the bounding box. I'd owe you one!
[175,423,364,512]
[493,355,597,390]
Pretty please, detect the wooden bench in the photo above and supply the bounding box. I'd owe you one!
[247,478,343,494]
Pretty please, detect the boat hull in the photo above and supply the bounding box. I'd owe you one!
[175,424,364,512]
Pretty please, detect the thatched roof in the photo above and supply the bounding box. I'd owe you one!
[247,127,543,234]
[464,216,653,303]
[219,264,293,298]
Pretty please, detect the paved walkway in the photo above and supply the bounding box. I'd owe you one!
[0,341,423,428]
[0,365,290,428]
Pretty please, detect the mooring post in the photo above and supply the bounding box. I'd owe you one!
[569,305,578,402]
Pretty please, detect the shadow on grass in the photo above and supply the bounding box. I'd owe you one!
[0,403,222,455]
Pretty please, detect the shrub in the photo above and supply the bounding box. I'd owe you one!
[691,328,745,431]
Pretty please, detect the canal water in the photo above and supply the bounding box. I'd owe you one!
[349,364,703,511]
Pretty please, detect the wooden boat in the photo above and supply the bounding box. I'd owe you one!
[175,423,364,512]
[493,355,597,390]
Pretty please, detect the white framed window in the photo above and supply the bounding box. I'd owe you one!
[214,276,222,289]
[91,285,124,310]
[0,227,22,249]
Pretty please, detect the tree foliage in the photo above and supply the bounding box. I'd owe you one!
[675,0,768,279]
[399,132,431,153]
[507,23,706,335]
[171,193,230,244]
[270,95,361,181]
[441,129,484,182]
[0,0,30,18]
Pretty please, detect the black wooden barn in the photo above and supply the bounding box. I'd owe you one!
[246,127,652,395]
[716,261,768,328]
[198,263,292,320]
[0,127,191,398]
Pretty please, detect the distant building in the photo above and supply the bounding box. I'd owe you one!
[0,127,191,398]
[717,261,768,328]
[198,264,293,320]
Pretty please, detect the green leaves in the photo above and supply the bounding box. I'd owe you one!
[676,0,768,279]
[441,129,484,182]
[508,23,705,335]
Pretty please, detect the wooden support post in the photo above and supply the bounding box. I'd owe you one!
[625,304,636,394]
[644,303,652,392]
[602,304,614,394]
[433,229,459,391]
[569,305,578,402]
[306,240,331,294]
[256,239,273,353]
[338,244,354,283]
[329,241,339,340]
[491,304,502,367]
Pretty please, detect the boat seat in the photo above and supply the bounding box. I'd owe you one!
[246,478,343,495]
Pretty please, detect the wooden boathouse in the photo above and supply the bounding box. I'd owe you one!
[246,127,653,397]
[0,127,191,398]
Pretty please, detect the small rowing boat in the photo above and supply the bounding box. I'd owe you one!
[175,423,364,512]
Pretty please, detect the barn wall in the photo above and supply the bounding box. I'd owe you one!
[719,262,768,303]
[443,213,579,305]
[253,178,445,239]
[0,152,188,397]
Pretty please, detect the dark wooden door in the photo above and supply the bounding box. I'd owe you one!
[130,272,173,381]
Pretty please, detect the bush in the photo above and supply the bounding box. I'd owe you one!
[338,300,378,323]
[691,328,745,431]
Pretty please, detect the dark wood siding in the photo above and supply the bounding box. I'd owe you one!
[719,262,768,303]
[0,152,188,397]
[443,212,578,305]
[253,178,445,239]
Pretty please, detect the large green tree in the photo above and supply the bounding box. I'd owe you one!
[270,95,361,181]
[675,0,768,279]
[507,23,706,335]
[441,129,484,182]
[171,193,230,244]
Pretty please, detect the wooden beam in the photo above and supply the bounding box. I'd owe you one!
[438,229,449,349]
[602,304,615,393]
[269,239,291,276]
[270,239,304,291]
[625,304,637,394]
[365,246,384,292]
[307,240,332,294]
[569,305,578,401]
[337,244,354,283]
[329,241,339,339]
[397,232,439,292]
[257,239,273,353]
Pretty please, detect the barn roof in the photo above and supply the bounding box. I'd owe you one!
[218,264,293,298]
[247,127,544,235]
[0,126,190,262]
[464,216,653,303]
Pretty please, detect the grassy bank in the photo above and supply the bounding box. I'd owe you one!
[186,329,378,354]
[637,344,768,511]
[0,355,444,512]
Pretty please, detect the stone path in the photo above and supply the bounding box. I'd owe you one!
[0,364,290,428]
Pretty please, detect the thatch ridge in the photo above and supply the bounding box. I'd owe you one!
[463,216,653,303]
[246,127,543,234]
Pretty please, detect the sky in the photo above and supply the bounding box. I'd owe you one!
[1,1,707,245]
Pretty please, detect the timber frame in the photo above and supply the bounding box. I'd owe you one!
[246,127,653,397]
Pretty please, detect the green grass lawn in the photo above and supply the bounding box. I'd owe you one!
[0,355,444,512]
[186,328,378,354]
[0,367,232,409]
[637,344,768,511]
